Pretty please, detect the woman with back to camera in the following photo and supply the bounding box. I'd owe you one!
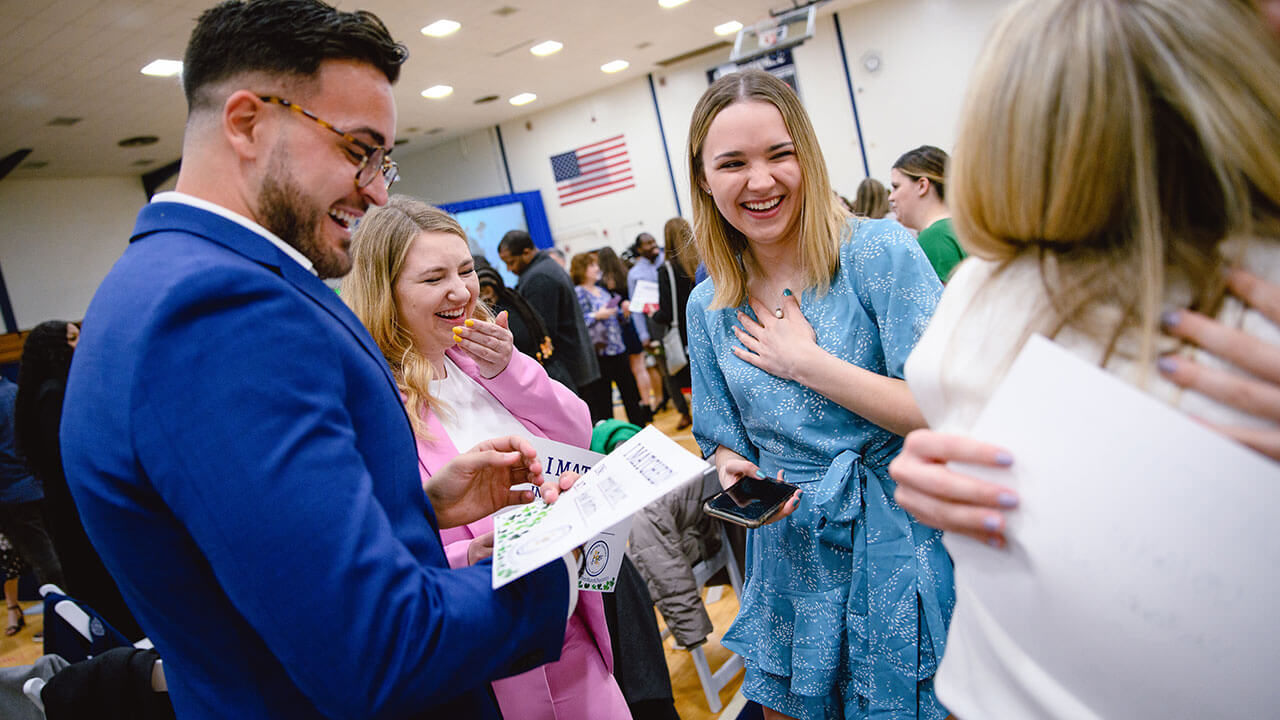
[475,265,577,391]
[887,0,1280,717]
[343,196,629,720]
[889,146,966,282]
[850,177,890,219]
[651,217,697,430]
[685,69,951,720]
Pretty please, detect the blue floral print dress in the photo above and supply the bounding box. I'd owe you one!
[689,218,954,720]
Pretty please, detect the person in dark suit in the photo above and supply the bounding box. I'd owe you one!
[497,230,603,399]
[58,2,578,718]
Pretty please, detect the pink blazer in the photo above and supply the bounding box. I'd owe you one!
[413,348,621,717]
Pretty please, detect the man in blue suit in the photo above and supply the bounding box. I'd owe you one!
[59,1,577,717]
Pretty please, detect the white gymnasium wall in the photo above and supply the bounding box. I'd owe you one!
[834,0,1013,180]
[392,127,510,206]
[496,76,679,259]
[0,176,145,329]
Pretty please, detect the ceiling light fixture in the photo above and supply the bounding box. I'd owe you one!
[714,21,743,36]
[509,92,537,106]
[421,19,461,37]
[530,40,563,57]
[658,0,690,7]
[601,60,630,73]
[140,59,183,77]
[421,85,454,99]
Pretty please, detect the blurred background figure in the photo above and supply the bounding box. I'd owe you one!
[850,177,890,219]
[626,233,668,409]
[889,145,966,282]
[476,265,576,390]
[596,246,657,412]
[571,252,653,426]
[15,321,144,639]
[651,217,696,430]
[548,247,567,269]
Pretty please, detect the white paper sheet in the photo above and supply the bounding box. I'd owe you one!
[949,334,1280,719]
[527,437,631,592]
[630,279,660,314]
[493,425,710,589]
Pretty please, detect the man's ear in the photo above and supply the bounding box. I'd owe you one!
[223,90,268,161]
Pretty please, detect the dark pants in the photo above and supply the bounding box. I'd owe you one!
[583,353,652,426]
[660,362,690,417]
[0,500,65,589]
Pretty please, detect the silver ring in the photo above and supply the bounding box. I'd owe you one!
[774,308,784,319]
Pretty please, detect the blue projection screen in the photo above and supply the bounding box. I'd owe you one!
[440,191,553,288]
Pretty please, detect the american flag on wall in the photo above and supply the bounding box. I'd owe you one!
[549,134,634,207]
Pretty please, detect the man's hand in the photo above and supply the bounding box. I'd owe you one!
[426,436,544,528]
[426,436,583,528]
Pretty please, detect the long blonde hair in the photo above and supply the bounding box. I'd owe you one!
[951,0,1280,365]
[687,70,847,310]
[663,217,699,278]
[342,195,492,439]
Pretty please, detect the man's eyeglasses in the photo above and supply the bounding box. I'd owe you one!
[259,96,399,189]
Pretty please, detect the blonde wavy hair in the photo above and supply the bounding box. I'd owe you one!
[342,195,492,439]
[951,0,1280,365]
[687,70,848,310]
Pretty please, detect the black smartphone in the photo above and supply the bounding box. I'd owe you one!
[703,475,798,528]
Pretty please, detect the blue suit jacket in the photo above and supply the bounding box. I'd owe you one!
[61,201,568,719]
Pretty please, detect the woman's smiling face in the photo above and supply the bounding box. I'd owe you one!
[393,230,478,361]
[700,100,804,250]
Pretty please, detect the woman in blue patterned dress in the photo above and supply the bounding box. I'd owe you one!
[685,69,953,720]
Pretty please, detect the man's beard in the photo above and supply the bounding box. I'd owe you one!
[258,163,352,279]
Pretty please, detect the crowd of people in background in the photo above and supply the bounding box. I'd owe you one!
[1,0,1277,719]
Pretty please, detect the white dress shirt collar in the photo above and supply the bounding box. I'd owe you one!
[151,191,316,275]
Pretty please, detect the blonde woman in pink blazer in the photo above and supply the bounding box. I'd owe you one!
[344,196,630,720]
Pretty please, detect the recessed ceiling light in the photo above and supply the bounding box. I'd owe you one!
[421,84,454,99]
[601,60,630,74]
[509,92,537,106]
[140,59,183,77]
[421,19,461,37]
[530,40,563,57]
[714,21,743,36]
[659,0,689,7]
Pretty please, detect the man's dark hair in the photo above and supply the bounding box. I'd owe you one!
[498,230,536,255]
[183,0,408,111]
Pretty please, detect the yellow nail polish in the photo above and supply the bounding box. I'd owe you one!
[464,319,474,327]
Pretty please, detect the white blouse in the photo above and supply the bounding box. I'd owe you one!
[429,355,533,452]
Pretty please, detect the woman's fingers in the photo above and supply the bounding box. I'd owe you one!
[1158,354,1280,423]
[1162,309,1280,385]
[1226,268,1280,324]
[889,430,1017,541]
[1199,420,1280,462]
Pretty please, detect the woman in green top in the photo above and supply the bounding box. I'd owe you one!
[889,145,966,281]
